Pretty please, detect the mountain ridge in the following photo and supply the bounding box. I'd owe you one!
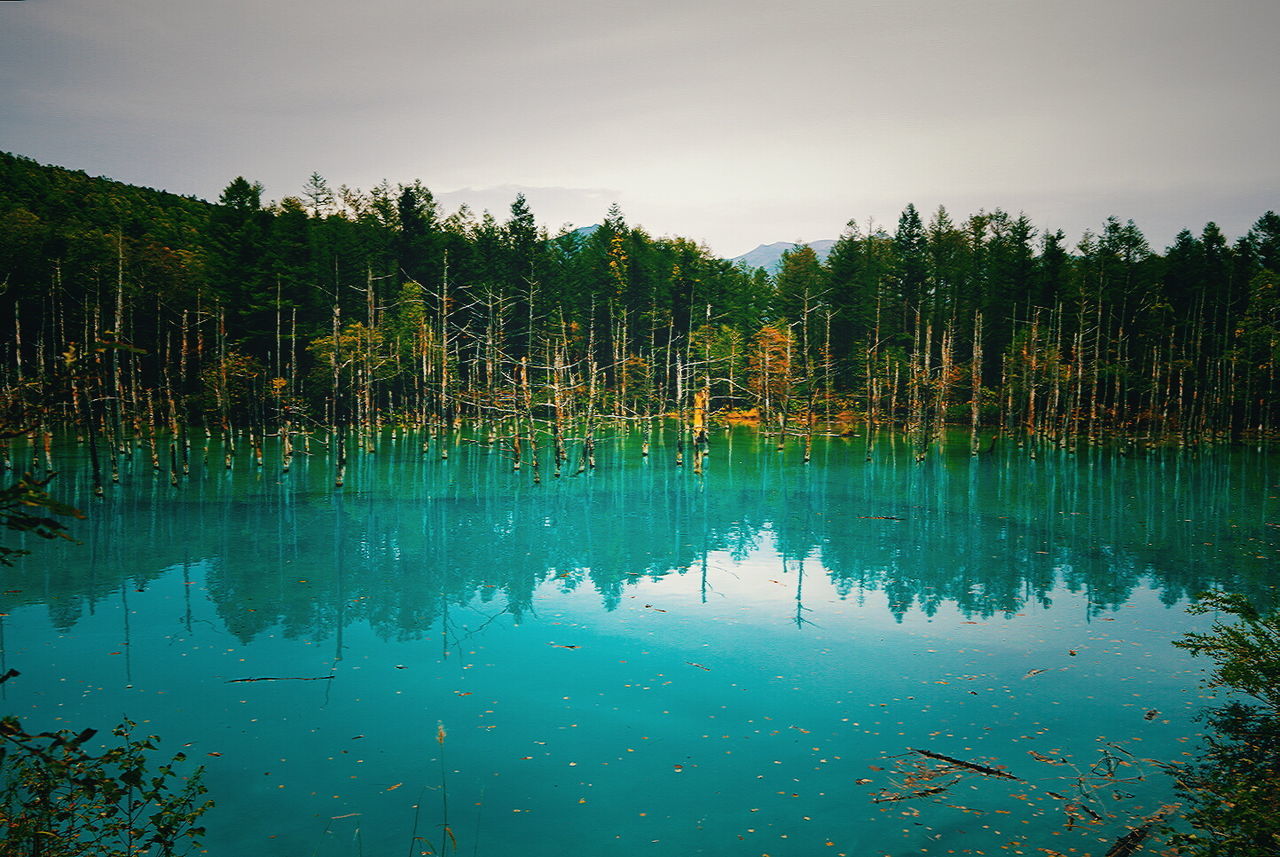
[728,239,836,272]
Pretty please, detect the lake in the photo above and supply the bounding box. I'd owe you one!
[2,427,1276,856]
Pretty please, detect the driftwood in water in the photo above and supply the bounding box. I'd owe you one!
[226,675,336,683]
[1101,805,1178,857]
[872,782,956,803]
[909,748,1020,780]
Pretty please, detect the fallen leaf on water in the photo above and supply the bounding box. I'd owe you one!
[550,644,580,649]
[1023,669,1047,679]
[1028,750,1067,765]
[207,752,223,757]
[386,783,402,791]
[1144,709,1160,720]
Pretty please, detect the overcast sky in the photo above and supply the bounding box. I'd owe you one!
[2,0,1277,257]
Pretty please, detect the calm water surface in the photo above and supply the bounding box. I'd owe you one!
[3,428,1277,856]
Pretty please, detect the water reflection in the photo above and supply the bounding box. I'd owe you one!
[4,427,1276,639]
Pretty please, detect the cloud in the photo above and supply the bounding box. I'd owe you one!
[2,0,1276,258]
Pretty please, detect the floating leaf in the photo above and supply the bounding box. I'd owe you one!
[1028,750,1067,765]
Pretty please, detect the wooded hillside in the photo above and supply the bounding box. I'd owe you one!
[2,151,1276,473]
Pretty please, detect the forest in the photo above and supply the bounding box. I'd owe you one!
[3,151,1280,857]
[1,150,1278,486]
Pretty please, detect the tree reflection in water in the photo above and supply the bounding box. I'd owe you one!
[3,426,1275,644]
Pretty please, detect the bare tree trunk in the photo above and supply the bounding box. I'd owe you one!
[970,310,982,456]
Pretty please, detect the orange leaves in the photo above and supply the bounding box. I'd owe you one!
[747,324,794,402]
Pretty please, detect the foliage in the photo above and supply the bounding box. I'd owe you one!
[746,324,793,415]
[0,709,211,857]
[1176,591,1280,709]
[1165,591,1280,855]
[306,322,394,382]
[195,349,265,426]
[0,473,84,566]
[1,150,1279,436]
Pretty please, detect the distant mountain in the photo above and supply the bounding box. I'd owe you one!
[728,239,837,273]
[547,223,599,246]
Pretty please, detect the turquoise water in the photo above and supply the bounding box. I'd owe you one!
[2,428,1277,856]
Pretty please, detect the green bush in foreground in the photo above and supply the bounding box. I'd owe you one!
[0,708,211,857]
[1168,591,1280,855]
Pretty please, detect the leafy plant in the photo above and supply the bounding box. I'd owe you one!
[1176,591,1280,710]
[0,706,211,856]
[1165,591,1280,855]
[0,472,84,566]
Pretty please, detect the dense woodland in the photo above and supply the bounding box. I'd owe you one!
[1,151,1278,486]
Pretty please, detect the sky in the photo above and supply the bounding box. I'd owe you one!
[2,0,1277,258]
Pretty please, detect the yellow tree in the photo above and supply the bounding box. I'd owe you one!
[747,324,793,427]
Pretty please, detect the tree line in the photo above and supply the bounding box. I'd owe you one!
[1,151,1277,482]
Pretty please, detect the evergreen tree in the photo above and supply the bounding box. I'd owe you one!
[207,177,273,356]
[892,203,929,337]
